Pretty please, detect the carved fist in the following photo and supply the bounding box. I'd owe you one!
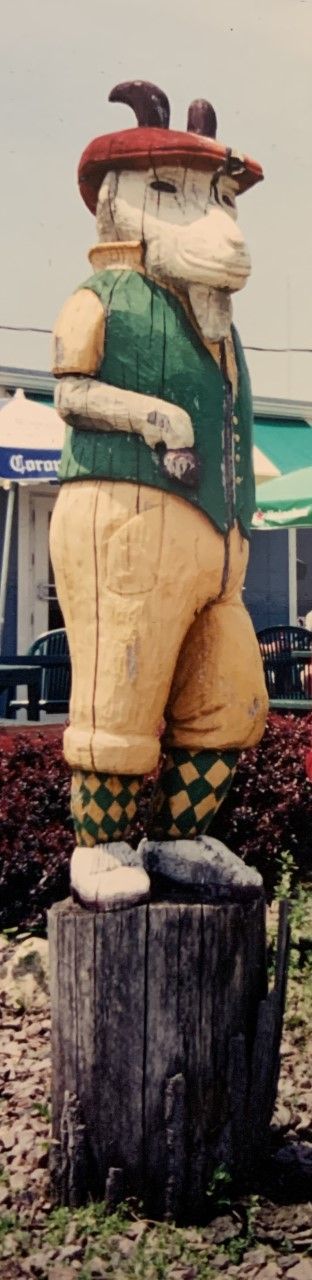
[161,447,199,487]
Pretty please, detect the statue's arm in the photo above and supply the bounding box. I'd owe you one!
[53,289,194,452]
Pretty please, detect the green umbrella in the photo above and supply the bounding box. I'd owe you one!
[254,466,312,528]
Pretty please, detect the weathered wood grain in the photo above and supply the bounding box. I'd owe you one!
[228,1032,248,1176]
[49,900,79,1136]
[49,895,289,1219]
[164,1073,187,1220]
[245,901,290,1172]
[60,1091,87,1208]
[275,899,290,1010]
[105,1166,125,1212]
[94,904,147,1196]
[175,906,205,1217]
[144,903,181,1215]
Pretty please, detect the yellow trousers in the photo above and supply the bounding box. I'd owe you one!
[50,481,268,775]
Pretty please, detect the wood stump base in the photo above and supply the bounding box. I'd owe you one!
[48,895,289,1220]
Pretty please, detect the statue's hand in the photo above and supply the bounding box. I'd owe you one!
[144,407,194,451]
[144,409,198,487]
[161,447,199,487]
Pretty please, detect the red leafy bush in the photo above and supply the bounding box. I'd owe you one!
[0,714,311,931]
[212,712,312,897]
[305,747,312,781]
[0,733,73,931]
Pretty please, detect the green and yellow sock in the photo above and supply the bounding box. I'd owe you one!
[153,747,238,839]
[71,770,141,845]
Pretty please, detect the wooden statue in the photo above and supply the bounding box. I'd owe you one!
[49,85,290,1218]
[50,81,269,909]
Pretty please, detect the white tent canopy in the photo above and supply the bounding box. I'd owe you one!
[0,388,64,487]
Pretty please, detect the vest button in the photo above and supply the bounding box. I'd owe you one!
[233,415,239,426]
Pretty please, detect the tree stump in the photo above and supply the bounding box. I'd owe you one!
[48,895,289,1220]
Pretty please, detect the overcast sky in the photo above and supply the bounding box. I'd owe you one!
[1,0,312,402]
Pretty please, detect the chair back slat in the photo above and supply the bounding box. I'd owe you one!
[29,629,70,708]
[257,625,312,702]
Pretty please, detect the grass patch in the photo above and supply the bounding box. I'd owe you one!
[31,1100,51,1122]
[0,1213,16,1242]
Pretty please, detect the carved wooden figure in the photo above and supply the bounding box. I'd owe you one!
[50,80,269,909]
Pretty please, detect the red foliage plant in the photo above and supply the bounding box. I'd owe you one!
[305,747,312,781]
[0,713,311,930]
[212,711,312,898]
[0,733,73,931]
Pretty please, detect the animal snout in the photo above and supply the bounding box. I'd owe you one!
[176,243,251,292]
[145,204,252,293]
[182,211,251,288]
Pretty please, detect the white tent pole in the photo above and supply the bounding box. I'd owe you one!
[288,527,298,624]
[0,484,16,653]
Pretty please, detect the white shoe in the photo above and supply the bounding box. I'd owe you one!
[71,843,150,911]
[139,836,263,902]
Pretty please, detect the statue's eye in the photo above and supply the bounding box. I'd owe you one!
[150,179,177,194]
[222,194,235,209]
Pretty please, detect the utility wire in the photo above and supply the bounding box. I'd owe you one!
[1,323,312,354]
[0,324,52,334]
[245,347,312,354]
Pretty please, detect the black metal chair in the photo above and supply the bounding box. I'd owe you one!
[6,628,71,718]
[257,625,312,708]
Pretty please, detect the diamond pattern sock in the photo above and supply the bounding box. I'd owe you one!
[71,770,141,845]
[154,747,238,838]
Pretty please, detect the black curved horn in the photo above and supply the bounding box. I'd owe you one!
[187,99,217,138]
[109,80,170,128]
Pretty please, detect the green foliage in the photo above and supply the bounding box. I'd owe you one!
[44,1206,71,1244]
[0,1188,306,1276]
[0,1212,17,1241]
[44,1201,130,1247]
[206,1164,232,1213]
[223,1194,260,1266]
[245,1194,260,1246]
[290,882,312,944]
[269,851,312,985]
[275,849,296,900]
[31,1100,51,1121]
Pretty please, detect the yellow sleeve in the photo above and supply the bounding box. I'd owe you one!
[52,289,105,376]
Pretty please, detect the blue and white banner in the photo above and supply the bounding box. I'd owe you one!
[0,390,64,485]
[0,446,60,482]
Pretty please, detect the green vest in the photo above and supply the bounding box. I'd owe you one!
[59,268,255,536]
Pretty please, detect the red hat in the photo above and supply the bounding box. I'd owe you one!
[78,81,263,215]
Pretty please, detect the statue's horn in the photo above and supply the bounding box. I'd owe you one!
[109,80,170,128]
[187,99,217,138]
